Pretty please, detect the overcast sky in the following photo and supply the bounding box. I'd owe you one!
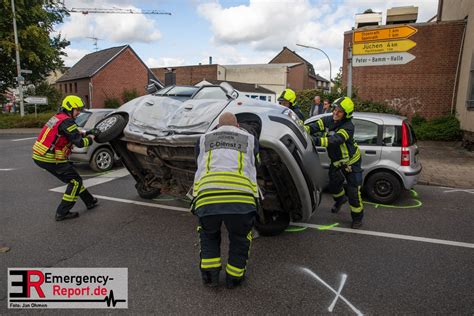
[56,0,438,81]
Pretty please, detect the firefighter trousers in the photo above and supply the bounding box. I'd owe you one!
[33,160,94,216]
[198,211,256,280]
[327,161,364,217]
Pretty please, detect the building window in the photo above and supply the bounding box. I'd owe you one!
[65,84,67,93]
[69,83,73,94]
[74,82,78,93]
[59,84,62,92]
[468,54,474,110]
[318,81,321,87]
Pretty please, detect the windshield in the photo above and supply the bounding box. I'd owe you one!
[157,86,198,97]
[75,112,92,127]
[192,86,228,100]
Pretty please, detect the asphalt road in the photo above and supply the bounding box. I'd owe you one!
[1,134,473,314]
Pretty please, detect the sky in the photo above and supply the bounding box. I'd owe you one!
[55,0,439,81]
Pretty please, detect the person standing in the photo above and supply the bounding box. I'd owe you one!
[309,95,323,117]
[278,88,305,121]
[192,112,259,289]
[305,97,364,228]
[32,95,98,221]
[322,99,332,113]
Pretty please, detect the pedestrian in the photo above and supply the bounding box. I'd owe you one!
[192,112,259,288]
[309,95,323,117]
[322,99,332,113]
[305,97,364,228]
[32,95,98,221]
[278,88,305,121]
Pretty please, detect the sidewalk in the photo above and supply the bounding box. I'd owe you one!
[418,141,474,189]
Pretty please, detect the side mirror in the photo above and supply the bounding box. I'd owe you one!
[220,82,239,99]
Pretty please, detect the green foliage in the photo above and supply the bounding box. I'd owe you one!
[354,99,400,115]
[28,81,63,112]
[0,1,69,92]
[0,112,55,128]
[104,97,121,109]
[412,115,462,141]
[332,67,343,93]
[121,88,139,103]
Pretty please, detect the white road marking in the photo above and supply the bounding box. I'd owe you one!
[11,137,36,142]
[0,168,15,171]
[301,268,363,315]
[292,222,474,249]
[328,274,348,312]
[49,168,129,193]
[92,195,191,213]
[442,188,474,194]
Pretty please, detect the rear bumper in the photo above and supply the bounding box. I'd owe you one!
[399,163,422,189]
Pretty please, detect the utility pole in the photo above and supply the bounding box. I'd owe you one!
[11,0,25,116]
[347,43,353,98]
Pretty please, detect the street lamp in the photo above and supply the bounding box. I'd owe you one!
[296,43,332,91]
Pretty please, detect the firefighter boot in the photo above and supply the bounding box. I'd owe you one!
[202,269,220,288]
[55,212,79,221]
[331,195,348,213]
[86,197,99,210]
[226,275,245,289]
[351,210,364,229]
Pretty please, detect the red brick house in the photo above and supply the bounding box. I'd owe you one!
[56,45,158,108]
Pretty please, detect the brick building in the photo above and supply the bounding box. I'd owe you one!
[342,21,466,119]
[56,45,157,108]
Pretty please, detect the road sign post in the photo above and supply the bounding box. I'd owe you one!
[352,52,416,67]
[353,39,416,55]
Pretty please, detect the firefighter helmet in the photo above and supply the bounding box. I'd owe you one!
[278,88,297,105]
[61,95,84,112]
[332,96,354,118]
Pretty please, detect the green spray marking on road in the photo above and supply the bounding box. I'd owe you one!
[363,189,422,209]
[317,222,339,230]
[285,223,339,233]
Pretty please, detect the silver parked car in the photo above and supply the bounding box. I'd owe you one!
[305,112,422,204]
[70,109,119,172]
[93,83,327,235]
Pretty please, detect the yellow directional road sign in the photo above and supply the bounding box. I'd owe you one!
[353,39,416,55]
[353,25,417,43]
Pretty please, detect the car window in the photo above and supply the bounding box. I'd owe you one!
[353,119,379,145]
[162,86,198,97]
[192,87,228,100]
[382,125,401,146]
[75,112,92,127]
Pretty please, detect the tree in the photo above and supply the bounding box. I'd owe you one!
[333,66,343,93]
[0,0,69,93]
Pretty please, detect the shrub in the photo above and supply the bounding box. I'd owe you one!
[0,112,56,129]
[104,97,121,109]
[412,115,462,141]
[354,99,400,115]
[122,89,139,103]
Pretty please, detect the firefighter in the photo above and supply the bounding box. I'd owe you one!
[32,95,98,221]
[305,97,364,229]
[278,88,305,121]
[192,112,259,289]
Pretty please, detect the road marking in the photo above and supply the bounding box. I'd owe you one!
[93,195,191,213]
[0,168,15,171]
[301,268,363,315]
[49,168,129,193]
[442,188,474,194]
[292,222,474,249]
[11,137,36,142]
[328,274,348,313]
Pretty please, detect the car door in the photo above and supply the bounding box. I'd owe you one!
[352,118,382,173]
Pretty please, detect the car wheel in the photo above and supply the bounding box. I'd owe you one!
[135,181,161,199]
[90,148,114,172]
[94,114,127,143]
[365,171,402,204]
[255,211,290,236]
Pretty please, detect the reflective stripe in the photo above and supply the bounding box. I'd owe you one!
[32,153,68,163]
[304,125,310,134]
[66,124,78,132]
[39,127,51,143]
[62,194,77,202]
[320,137,328,147]
[317,119,324,131]
[246,230,253,242]
[350,186,363,213]
[340,143,349,159]
[201,257,222,269]
[194,173,258,194]
[226,263,245,278]
[33,141,49,155]
[195,195,256,209]
[348,147,361,165]
[83,137,89,147]
[333,189,345,198]
[79,185,86,193]
[337,129,350,140]
[206,150,212,174]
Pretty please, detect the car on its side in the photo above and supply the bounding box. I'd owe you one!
[305,112,422,204]
[70,109,120,172]
[93,83,328,235]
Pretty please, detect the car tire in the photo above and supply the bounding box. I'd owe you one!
[365,171,402,204]
[94,114,127,143]
[255,212,290,236]
[90,148,114,172]
[135,181,161,199]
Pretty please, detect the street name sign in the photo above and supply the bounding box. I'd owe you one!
[353,25,417,43]
[353,39,416,55]
[353,52,416,67]
[24,96,48,104]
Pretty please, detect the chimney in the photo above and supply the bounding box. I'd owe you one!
[209,56,213,65]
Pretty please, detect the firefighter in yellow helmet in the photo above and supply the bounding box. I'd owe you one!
[305,97,364,228]
[278,88,305,121]
[32,95,99,221]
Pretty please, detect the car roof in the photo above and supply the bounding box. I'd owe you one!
[353,112,407,125]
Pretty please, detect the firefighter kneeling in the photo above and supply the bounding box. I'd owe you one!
[305,97,364,229]
[32,95,98,221]
[192,112,259,288]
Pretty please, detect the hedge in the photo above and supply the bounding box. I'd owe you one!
[0,112,56,129]
[412,115,462,141]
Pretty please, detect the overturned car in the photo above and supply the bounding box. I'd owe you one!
[94,83,327,235]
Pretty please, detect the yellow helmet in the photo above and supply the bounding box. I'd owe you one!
[62,95,84,112]
[332,96,354,118]
[278,88,296,105]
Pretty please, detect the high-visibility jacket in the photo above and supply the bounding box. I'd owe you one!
[32,112,92,163]
[193,125,258,209]
[306,116,361,169]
